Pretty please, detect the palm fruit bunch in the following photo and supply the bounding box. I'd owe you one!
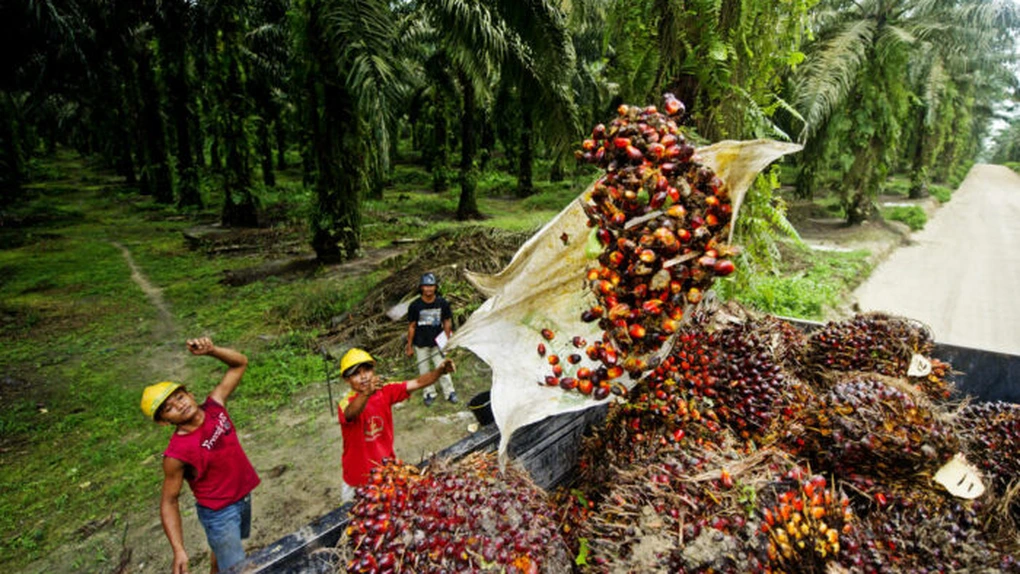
[852,493,1020,572]
[574,442,791,573]
[800,313,935,381]
[341,454,571,573]
[955,401,1020,496]
[576,94,738,372]
[758,468,856,574]
[908,356,956,402]
[804,378,958,479]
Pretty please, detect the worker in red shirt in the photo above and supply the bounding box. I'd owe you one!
[140,338,260,574]
[337,347,455,502]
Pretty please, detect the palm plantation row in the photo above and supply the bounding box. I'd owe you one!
[5,0,1019,260]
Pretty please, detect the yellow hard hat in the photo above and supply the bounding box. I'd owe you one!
[141,381,183,420]
[340,348,375,378]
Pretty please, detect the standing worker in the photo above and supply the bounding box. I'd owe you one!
[140,338,260,574]
[406,272,457,406]
[337,348,455,501]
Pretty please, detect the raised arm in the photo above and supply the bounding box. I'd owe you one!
[187,338,248,405]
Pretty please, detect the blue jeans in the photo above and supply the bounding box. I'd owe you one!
[196,493,251,571]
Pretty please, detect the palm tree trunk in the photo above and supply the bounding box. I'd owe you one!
[456,74,481,220]
[257,117,275,187]
[0,91,23,205]
[136,45,174,204]
[516,90,534,197]
[908,107,930,199]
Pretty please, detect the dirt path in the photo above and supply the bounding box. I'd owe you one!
[852,164,1020,354]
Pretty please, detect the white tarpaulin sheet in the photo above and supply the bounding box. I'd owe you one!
[447,139,802,459]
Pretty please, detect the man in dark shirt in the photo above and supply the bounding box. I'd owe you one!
[406,272,457,406]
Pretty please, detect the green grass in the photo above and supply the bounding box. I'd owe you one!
[726,243,873,320]
[882,205,927,231]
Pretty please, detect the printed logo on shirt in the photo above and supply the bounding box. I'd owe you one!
[201,412,232,450]
[418,308,442,327]
[365,416,384,441]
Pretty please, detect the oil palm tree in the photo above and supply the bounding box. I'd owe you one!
[295,0,406,262]
[793,0,1018,223]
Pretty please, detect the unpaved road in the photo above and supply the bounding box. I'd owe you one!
[853,164,1020,355]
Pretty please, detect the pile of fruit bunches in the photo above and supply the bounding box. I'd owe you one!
[566,303,1020,573]
[341,453,571,574]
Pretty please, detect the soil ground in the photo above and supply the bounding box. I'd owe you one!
[853,164,1020,354]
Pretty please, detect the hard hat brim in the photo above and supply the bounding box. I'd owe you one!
[342,361,374,378]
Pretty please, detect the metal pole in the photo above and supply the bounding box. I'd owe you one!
[321,347,335,414]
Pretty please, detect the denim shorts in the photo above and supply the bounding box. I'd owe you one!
[196,493,252,570]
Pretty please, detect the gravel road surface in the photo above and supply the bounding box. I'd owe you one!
[853,164,1020,355]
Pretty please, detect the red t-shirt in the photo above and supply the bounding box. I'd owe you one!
[337,382,410,487]
[164,398,261,510]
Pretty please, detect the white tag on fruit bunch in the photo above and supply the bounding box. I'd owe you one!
[933,453,985,499]
[907,354,932,377]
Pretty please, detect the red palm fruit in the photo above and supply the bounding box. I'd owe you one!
[644,105,657,114]
[592,123,606,139]
[585,345,600,360]
[576,367,592,379]
[595,146,605,162]
[581,308,602,322]
[598,280,615,295]
[617,104,629,115]
[623,189,638,201]
[638,249,657,263]
[613,136,630,149]
[603,347,618,365]
[568,354,582,364]
[607,365,624,379]
[541,328,555,341]
[661,317,680,333]
[676,228,691,242]
[666,203,686,218]
[617,237,636,252]
[705,195,719,207]
[610,211,626,227]
[547,354,560,365]
[597,228,611,245]
[653,226,676,245]
[650,191,667,210]
[660,161,677,174]
[586,268,599,281]
[608,303,631,320]
[687,287,702,304]
[714,259,735,276]
[647,143,666,160]
[720,469,734,489]
[537,343,546,357]
[661,134,678,148]
[698,255,716,268]
[572,336,587,348]
[669,280,684,294]
[582,139,596,151]
[559,377,578,391]
[667,186,680,202]
[629,323,646,339]
[664,96,684,116]
[577,379,594,395]
[705,214,719,227]
[607,250,625,267]
[594,383,611,400]
[642,299,664,315]
[545,376,559,386]
[552,364,563,377]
